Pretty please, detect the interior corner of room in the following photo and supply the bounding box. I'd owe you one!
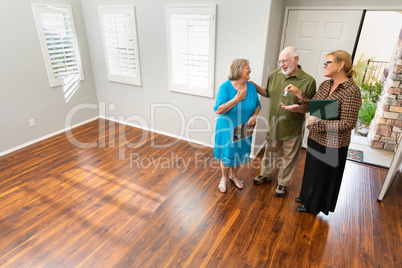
[1,0,402,201]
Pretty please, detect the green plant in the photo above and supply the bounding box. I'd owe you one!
[360,81,382,103]
[354,54,379,88]
[354,54,383,126]
[358,100,377,126]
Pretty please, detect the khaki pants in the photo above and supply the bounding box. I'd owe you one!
[260,135,302,187]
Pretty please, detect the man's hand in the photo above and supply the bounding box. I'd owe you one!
[280,102,299,112]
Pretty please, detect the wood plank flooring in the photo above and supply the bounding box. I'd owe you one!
[0,119,401,267]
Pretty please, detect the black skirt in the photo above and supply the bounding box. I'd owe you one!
[299,138,349,215]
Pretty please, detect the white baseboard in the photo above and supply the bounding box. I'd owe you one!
[4,114,265,158]
[1,115,265,160]
[0,116,99,157]
[99,115,214,148]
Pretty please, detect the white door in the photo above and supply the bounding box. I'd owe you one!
[282,9,363,147]
[283,9,363,86]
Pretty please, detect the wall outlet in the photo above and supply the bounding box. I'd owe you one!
[29,118,35,127]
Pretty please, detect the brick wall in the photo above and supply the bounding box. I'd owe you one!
[368,28,402,151]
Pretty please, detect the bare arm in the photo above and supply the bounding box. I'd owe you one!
[250,81,268,98]
[215,90,247,114]
[248,105,261,126]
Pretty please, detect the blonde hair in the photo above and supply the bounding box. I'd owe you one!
[327,50,356,78]
[227,58,249,81]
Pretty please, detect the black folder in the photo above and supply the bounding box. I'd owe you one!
[308,99,338,120]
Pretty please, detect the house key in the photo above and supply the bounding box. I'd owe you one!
[283,86,288,97]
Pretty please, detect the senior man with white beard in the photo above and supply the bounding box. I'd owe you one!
[251,47,316,197]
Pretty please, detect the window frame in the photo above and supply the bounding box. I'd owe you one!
[166,5,216,98]
[32,4,84,88]
[98,6,142,86]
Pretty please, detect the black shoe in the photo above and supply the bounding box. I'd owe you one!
[296,204,309,213]
[295,197,301,203]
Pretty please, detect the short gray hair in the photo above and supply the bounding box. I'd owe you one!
[227,58,249,81]
[282,46,299,59]
[290,47,298,58]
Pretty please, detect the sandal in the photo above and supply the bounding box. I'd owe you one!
[230,177,244,189]
[218,179,227,193]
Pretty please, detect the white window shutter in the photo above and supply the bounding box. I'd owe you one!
[166,6,216,98]
[32,5,84,87]
[98,6,142,86]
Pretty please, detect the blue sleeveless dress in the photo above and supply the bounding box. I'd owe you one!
[213,80,261,167]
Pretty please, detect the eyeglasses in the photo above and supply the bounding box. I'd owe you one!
[243,67,251,70]
[323,61,334,67]
[277,59,291,66]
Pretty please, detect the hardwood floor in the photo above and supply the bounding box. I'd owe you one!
[0,119,401,267]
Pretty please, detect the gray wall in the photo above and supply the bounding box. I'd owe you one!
[0,0,99,154]
[2,0,402,156]
[80,0,273,152]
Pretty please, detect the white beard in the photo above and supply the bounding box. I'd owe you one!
[281,64,295,76]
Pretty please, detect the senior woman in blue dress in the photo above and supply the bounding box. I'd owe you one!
[213,59,261,193]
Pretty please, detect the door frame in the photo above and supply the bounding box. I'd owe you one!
[279,5,402,200]
[279,5,402,54]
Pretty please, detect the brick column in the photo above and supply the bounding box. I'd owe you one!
[368,28,402,151]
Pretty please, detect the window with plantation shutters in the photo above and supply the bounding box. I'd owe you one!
[98,6,142,86]
[32,5,84,88]
[166,6,216,98]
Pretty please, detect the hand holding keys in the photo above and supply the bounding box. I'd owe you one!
[283,85,289,97]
